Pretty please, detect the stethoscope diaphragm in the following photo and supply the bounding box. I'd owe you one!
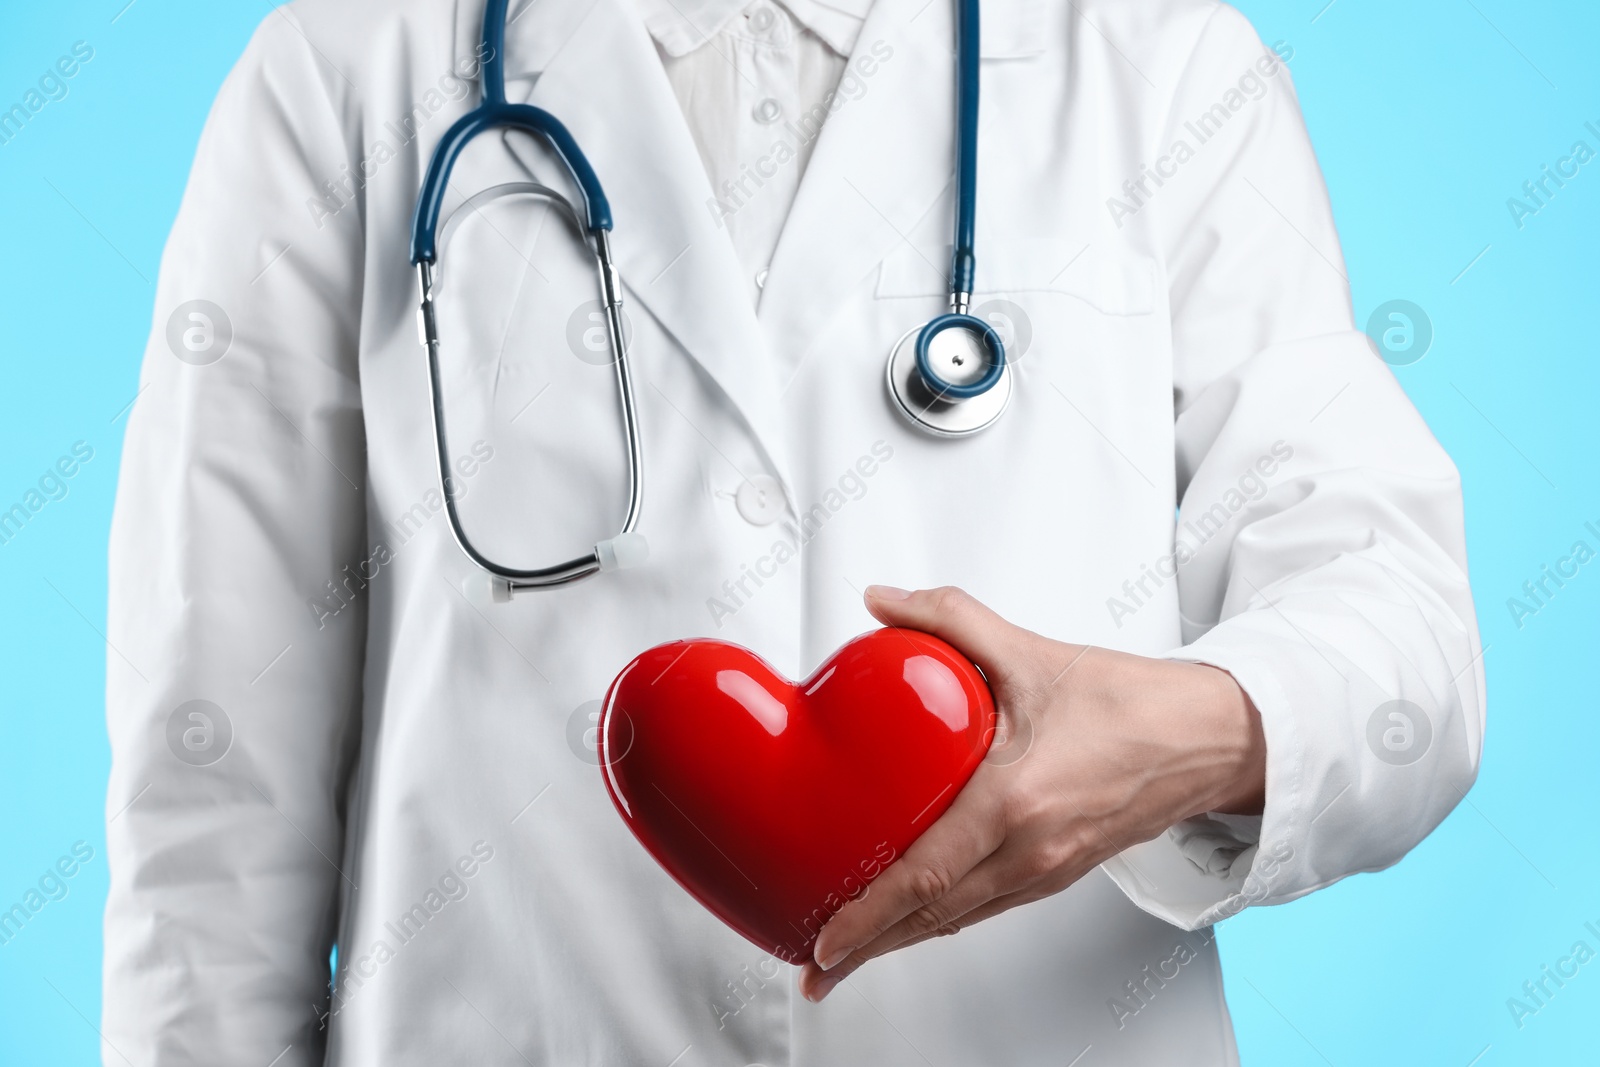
[885,320,1012,438]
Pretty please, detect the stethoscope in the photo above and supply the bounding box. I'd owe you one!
[411,0,1005,598]
[883,0,1012,439]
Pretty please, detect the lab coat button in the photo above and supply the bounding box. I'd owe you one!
[736,476,785,526]
[749,7,776,33]
[753,98,782,124]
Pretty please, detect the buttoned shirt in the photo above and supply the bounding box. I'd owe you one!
[631,0,871,304]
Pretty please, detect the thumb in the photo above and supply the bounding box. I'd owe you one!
[863,585,1031,684]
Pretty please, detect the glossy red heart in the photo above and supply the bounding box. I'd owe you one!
[599,628,994,964]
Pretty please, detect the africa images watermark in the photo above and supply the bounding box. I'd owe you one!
[1105,440,1295,628]
[1105,41,1294,229]
[0,440,95,548]
[1505,118,1600,231]
[1108,839,1295,1029]
[0,40,94,148]
[1106,927,1218,1031]
[308,441,496,628]
[706,440,896,627]
[1505,916,1600,1031]
[0,841,96,948]
[1504,517,1600,631]
[710,952,785,1032]
[318,840,496,1028]
[706,837,899,1029]
[166,699,234,767]
[705,40,895,227]
[305,43,495,230]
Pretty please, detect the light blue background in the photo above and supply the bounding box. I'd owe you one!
[1,0,1595,1063]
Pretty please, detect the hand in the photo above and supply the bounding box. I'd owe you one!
[798,585,1266,1002]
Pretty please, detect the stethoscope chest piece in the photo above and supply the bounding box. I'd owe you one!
[885,318,1012,438]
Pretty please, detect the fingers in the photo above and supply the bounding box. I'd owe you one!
[863,585,1032,683]
[810,775,1005,974]
[797,878,1063,1002]
[818,848,1017,975]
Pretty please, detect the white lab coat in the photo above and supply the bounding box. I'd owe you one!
[103,0,1485,1062]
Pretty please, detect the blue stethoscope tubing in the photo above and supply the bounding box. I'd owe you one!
[411,0,611,257]
[910,0,1007,403]
[411,0,646,594]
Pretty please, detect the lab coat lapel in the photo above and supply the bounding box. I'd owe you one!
[496,0,796,485]
[756,0,1044,377]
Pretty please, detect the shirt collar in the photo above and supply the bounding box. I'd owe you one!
[631,0,871,58]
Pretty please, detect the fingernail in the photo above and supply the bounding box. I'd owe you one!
[805,974,843,1003]
[817,943,857,971]
[865,585,910,601]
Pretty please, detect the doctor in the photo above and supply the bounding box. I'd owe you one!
[104,0,1484,1062]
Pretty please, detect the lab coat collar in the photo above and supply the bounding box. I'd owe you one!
[489,0,799,490]
[628,0,757,57]
[753,0,1045,377]
[627,0,872,58]
[780,0,874,56]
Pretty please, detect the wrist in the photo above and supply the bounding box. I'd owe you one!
[1186,663,1266,817]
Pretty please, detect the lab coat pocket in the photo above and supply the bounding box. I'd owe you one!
[873,238,1161,377]
[874,238,1158,316]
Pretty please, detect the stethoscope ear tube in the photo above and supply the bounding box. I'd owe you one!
[409,0,613,266]
[414,219,645,593]
[408,0,645,596]
[410,105,613,265]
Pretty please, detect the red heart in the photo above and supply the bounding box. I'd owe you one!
[599,629,995,964]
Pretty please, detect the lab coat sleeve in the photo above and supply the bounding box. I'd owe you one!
[1096,4,1485,930]
[103,10,366,1065]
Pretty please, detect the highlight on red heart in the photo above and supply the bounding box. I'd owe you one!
[598,628,995,964]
